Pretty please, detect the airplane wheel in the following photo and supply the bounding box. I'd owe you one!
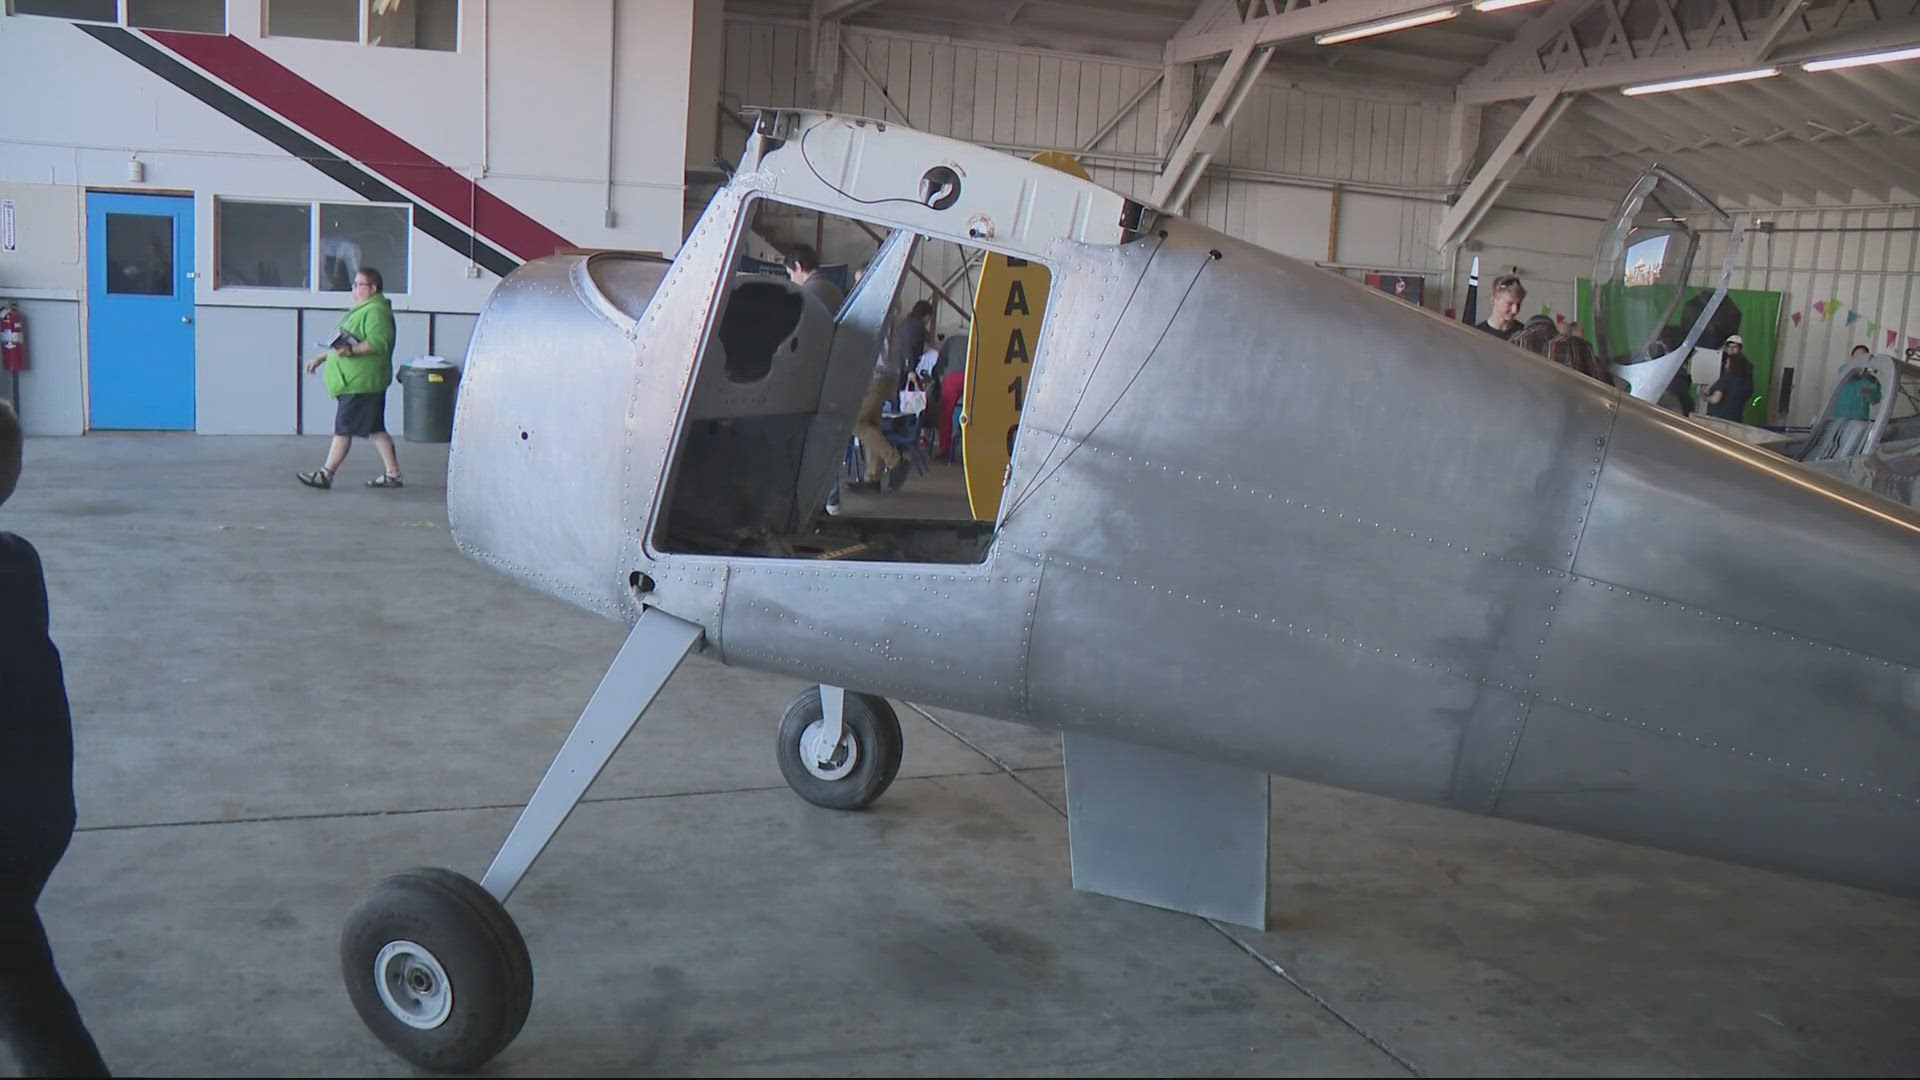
[777,687,904,810]
[340,867,533,1073]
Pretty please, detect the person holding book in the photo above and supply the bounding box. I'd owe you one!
[299,268,403,489]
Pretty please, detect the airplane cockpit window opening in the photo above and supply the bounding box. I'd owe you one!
[651,194,1052,567]
[1592,167,1744,410]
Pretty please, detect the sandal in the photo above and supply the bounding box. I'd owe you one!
[366,473,404,488]
[297,469,332,489]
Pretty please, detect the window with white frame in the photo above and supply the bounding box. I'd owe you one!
[12,0,226,32]
[320,203,409,293]
[216,197,410,294]
[217,200,312,289]
[267,0,457,51]
[10,1,118,21]
[126,0,223,33]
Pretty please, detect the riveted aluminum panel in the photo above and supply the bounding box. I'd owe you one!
[1024,558,1531,805]
[1003,222,1621,581]
[1576,401,1920,667]
[1497,700,1920,899]
[1530,576,1920,802]
[448,253,668,621]
[716,552,1042,720]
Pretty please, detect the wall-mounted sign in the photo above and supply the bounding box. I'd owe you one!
[2,199,15,253]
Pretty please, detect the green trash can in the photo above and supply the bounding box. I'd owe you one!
[397,359,460,443]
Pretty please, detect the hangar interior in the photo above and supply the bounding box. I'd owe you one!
[3,0,1920,1075]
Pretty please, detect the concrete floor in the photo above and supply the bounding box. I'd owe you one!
[9,434,1920,1077]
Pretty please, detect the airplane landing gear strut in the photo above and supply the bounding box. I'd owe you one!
[340,608,703,1071]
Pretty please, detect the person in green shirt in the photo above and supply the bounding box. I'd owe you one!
[298,268,404,489]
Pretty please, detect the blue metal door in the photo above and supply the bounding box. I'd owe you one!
[87,192,195,430]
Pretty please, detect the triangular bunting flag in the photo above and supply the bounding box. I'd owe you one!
[1869,320,1879,337]
[1813,301,1827,317]
[1792,311,1802,327]
[1826,298,1841,321]
[1555,313,1566,325]
[1891,329,1900,349]
[1847,309,1860,326]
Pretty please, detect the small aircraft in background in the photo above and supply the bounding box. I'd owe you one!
[337,112,1920,1072]
[1595,168,1920,508]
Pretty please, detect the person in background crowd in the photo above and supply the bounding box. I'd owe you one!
[1833,344,1882,420]
[1508,314,1557,356]
[784,244,844,313]
[849,302,926,493]
[889,300,934,388]
[937,329,971,458]
[1546,325,1611,386]
[1652,325,1696,416]
[299,268,402,490]
[0,402,112,1078]
[1476,276,1526,338]
[1705,335,1755,421]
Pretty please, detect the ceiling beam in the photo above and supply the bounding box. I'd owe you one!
[1166,0,1456,65]
[814,0,885,21]
[1459,15,1920,102]
[1438,90,1569,248]
[1740,78,1899,199]
[1172,0,1249,40]
[1603,87,1873,202]
[1750,0,1811,60]
[1466,0,1604,86]
[841,13,1166,61]
[1153,38,1275,210]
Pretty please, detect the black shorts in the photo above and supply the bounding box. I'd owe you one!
[333,392,387,437]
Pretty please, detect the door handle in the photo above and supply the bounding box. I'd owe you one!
[182,314,193,324]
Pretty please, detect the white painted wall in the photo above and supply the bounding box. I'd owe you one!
[1469,190,1612,329]
[3,298,85,436]
[0,1,708,433]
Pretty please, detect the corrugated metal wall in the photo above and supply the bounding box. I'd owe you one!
[721,17,1452,280]
[1695,205,1920,424]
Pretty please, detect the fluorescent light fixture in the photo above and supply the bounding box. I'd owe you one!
[1621,67,1779,95]
[1802,45,1920,72]
[1315,6,1459,46]
[1473,0,1549,10]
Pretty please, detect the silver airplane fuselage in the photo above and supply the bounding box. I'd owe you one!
[450,111,1920,903]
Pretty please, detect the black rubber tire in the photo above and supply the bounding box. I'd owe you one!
[776,688,904,810]
[340,867,534,1073]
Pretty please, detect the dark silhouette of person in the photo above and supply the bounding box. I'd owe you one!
[0,402,110,1077]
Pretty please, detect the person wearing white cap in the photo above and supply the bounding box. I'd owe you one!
[1705,334,1754,422]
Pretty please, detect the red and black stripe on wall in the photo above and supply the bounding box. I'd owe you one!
[80,24,575,279]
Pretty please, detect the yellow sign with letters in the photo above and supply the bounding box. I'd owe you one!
[961,151,1088,520]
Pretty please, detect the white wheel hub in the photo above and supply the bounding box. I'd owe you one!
[374,939,453,1030]
[799,718,859,781]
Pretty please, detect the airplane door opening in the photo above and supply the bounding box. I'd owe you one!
[651,195,1054,566]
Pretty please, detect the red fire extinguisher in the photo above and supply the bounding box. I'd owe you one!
[0,301,24,373]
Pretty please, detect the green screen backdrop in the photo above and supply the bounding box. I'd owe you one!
[1578,280,1783,425]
